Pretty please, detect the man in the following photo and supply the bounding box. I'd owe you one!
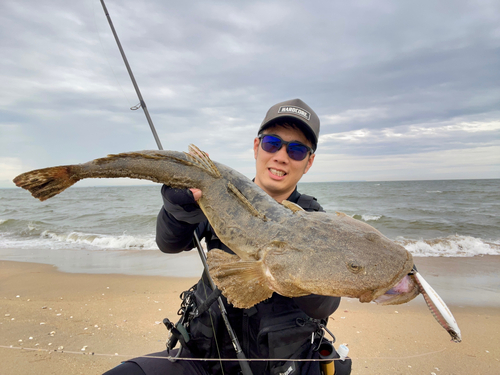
[105,99,351,375]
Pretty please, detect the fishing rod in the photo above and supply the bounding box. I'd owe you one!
[99,0,162,151]
[99,2,253,374]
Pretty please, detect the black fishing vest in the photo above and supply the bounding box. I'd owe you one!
[183,192,326,374]
[185,279,325,375]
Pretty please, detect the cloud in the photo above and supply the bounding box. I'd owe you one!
[0,0,499,188]
[319,115,500,157]
[306,145,500,182]
[323,107,389,127]
[0,158,23,187]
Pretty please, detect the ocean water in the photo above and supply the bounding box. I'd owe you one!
[299,179,500,257]
[1,179,499,277]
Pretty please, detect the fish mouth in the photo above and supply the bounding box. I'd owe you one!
[370,252,418,304]
[373,274,420,305]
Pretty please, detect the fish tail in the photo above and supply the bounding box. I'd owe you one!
[13,166,79,201]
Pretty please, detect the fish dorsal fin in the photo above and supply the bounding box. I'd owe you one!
[227,182,267,221]
[184,144,221,178]
[281,200,304,213]
[207,249,274,308]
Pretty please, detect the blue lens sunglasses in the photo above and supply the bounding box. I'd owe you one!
[258,134,314,161]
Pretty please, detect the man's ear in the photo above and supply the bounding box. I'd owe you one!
[253,137,260,160]
[303,153,315,174]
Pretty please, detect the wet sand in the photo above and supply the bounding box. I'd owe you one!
[1,259,499,374]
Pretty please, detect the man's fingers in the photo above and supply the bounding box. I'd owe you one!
[189,188,203,201]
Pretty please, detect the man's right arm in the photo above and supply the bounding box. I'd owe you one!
[156,185,206,253]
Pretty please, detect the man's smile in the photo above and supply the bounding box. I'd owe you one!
[269,168,286,177]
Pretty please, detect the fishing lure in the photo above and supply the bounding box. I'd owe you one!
[412,270,462,343]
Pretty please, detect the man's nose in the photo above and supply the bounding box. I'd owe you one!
[272,146,289,163]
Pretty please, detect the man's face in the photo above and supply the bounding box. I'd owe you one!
[253,124,315,202]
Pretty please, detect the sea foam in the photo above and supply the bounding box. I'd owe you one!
[40,230,158,250]
[396,235,500,257]
[352,213,382,222]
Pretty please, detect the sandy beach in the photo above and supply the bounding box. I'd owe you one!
[1,259,499,375]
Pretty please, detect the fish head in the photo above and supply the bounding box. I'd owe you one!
[265,212,416,303]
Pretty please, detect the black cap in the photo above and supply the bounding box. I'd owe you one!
[258,98,320,151]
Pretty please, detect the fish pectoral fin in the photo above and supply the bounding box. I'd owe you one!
[207,249,273,309]
[281,200,304,213]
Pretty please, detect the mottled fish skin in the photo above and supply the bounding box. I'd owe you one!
[13,146,417,308]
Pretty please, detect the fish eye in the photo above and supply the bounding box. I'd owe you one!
[347,262,364,274]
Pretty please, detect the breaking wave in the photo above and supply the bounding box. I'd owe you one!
[361,214,382,221]
[352,213,383,222]
[396,235,500,257]
[39,230,158,250]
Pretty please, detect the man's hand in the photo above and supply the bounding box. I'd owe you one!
[189,188,202,201]
[160,186,205,224]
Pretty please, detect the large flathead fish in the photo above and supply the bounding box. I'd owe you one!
[13,146,419,309]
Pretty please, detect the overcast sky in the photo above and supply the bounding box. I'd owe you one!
[1,0,499,188]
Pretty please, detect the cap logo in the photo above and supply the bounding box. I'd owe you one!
[278,106,311,121]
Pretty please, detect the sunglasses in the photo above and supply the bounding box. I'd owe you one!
[258,134,314,161]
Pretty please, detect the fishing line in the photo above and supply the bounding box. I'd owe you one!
[199,277,225,373]
[0,344,448,361]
